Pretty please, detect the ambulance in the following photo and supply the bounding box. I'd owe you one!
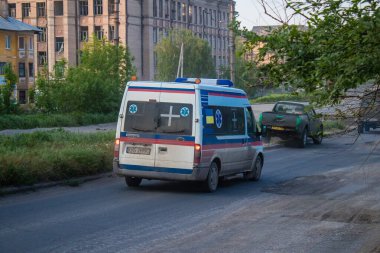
[113,78,264,192]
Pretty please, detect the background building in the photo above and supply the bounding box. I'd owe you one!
[7,0,235,81]
[0,0,40,104]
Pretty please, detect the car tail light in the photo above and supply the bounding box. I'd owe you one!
[194,144,201,165]
[114,139,120,158]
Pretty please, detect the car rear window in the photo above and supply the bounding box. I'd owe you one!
[124,101,193,136]
[274,103,304,114]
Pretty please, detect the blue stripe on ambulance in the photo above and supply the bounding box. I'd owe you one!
[120,164,193,174]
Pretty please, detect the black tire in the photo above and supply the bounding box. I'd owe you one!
[204,162,219,192]
[125,176,142,187]
[313,125,323,144]
[298,128,308,148]
[243,155,263,181]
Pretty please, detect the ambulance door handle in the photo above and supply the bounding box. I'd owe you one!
[159,147,167,152]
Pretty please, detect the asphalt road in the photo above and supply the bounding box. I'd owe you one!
[1,131,380,253]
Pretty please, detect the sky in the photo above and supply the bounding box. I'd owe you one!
[235,0,305,29]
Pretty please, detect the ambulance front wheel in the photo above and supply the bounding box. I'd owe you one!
[204,162,219,193]
[125,176,142,187]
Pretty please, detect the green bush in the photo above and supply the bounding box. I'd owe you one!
[0,113,116,130]
[0,129,114,187]
[251,93,310,103]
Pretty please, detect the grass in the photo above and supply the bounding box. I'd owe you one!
[0,129,114,187]
[0,113,117,130]
[251,93,310,104]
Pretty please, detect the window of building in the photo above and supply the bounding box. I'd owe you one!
[182,3,186,22]
[109,0,115,14]
[29,37,33,51]
[80,26,88,41]
[38,52,47,66]
[29,63,34,77]
[158,0,163,18]
[213,10,216,27]
[19,63,25,77]
[5,35,11,49]
[170,0,175,20]
[94,0,103,15]
[188,5,193,23]
[199,7,202,24]
[80,1,89,16]
[9,3,16,17]
[54,1,63,16]
[19,90,26,104]
[37,2,46,17]
[153,27,157,44]
[95,26,103,40]
[18,37,25,50]
[22,3,31,18]
[37,27,46,42]
[177,2,181,21]
[165,0,169,18]
[153,0,157,17]
[109,26,115,40]
[0,62,7,75]
[194,6,197,24]
[55,37,64,52]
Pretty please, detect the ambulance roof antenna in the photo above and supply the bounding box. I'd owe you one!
[176,43,184,78]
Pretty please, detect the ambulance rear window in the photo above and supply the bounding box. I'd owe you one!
[124,101,193,136]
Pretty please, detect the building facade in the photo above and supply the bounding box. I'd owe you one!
[0,0,40,104]
[7,0,235,81]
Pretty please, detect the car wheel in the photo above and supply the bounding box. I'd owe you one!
[244,155,263,181]
[125,176,142,187]
[313,125,323,144]
[298,128,307,148]
[204,162,219,192]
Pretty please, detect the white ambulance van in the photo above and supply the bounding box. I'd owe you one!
[113,78,264,192]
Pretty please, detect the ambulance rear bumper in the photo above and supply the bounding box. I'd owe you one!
[113,159,208,181]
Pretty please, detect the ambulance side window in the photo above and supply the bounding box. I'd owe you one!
[204,106,245,135]
[246,106,256,136]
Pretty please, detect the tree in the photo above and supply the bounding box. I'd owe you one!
[35,37,136,113]
[219,38,272,98]
[0,64,18,113]
[235,0,380,106]
[155,29,216,81]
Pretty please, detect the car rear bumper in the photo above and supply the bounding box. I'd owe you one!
[266,128,301,139]
[113,159,209,181]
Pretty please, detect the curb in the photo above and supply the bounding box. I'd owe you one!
[0,172,113,195]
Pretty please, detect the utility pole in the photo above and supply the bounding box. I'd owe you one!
[229,0,235,82]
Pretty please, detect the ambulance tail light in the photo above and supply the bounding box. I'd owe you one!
[114,139,120,158]
[194,144,202,165]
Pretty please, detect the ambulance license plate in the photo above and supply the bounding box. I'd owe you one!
[127,147,151,155]
[272,126,285,131]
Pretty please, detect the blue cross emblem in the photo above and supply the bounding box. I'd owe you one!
[180,107,190,117]
[215,109,223,128]
[129,104,138,114]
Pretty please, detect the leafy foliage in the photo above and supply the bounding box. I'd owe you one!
[236,0,380,105]
[35,38,135,113]
[0,64,18,113]
[155,29,216,81]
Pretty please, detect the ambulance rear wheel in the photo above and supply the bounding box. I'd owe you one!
[125,176,142,187]
[204,162,219,193]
